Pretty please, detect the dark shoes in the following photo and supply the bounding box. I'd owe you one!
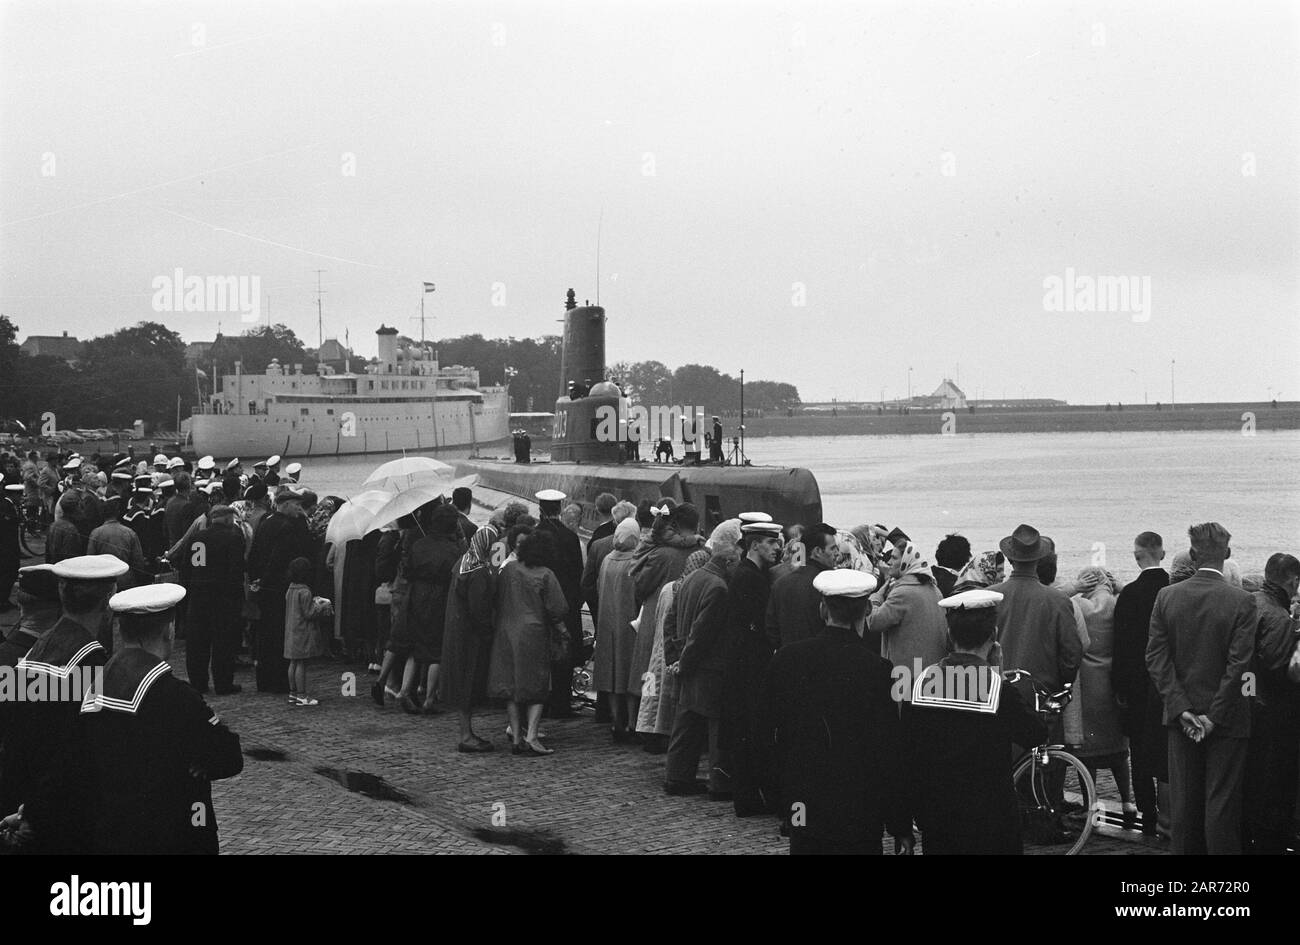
[457,736,495,753]
[664,780,709,796]
[371,682,385,706]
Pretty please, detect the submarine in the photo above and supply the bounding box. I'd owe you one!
[455,289,823,532]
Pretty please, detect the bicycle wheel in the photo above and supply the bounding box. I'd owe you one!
[19,522,46,560]
[1012,748,1097,855]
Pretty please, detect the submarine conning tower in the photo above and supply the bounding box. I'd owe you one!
[552,288,622,463]
[558,288,606,400]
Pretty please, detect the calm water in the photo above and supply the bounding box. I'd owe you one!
[293,430,1300,584]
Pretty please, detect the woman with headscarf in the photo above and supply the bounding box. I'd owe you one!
[1071,566,1137,826]
[487,528,569,755]
[637,546,710,744]
[593,518,642,741]
[951,550,1006,594]
[442,524,499,751]
[865,540,948,692]
[627,503,705,748]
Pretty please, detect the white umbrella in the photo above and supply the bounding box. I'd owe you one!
[365,484,447,534]
[325,489,392,545]
[363,456,454,491]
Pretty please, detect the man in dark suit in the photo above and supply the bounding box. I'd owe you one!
[1111,530,1170,835]
[535,489,584,718]
[931,533,971,599]
[761,569,912,855]
[1146,522,1256,855]
[1244,552,1300,854]
[764,522,838,650]
[451,487,477,546]
[586,492,618,552]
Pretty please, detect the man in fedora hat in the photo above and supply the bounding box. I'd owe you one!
[988,524,1083,696]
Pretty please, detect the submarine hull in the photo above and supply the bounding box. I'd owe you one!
[454,457,822,533]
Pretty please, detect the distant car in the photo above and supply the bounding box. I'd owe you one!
[55,430,86,444]
[117,428,140,441]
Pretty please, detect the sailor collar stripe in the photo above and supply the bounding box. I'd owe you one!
[17,640,106,679]
[80,661,171,715]
[910,664,1002,713]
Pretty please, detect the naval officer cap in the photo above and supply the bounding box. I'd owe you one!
[535,489,566,503]
[110,582,187,614]
[166,457,184,470]
[156,477,175,490]
[812,569,879,598]
[253,459,268,469]
[738,511,773,524]
[113,456,132,470]
[267,454,282,467]
[741,522,783,536]
[63,456,82,470]
[197,455,215,470]
[110,471,132,481]
[225,458,241,470]
[285,462,302,475]
[4,483,23,494]
[153,454,168,466]
[939,588,1004,611]
[51,554,129,581]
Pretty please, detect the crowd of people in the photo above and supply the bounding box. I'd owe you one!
[1,441,1296,855]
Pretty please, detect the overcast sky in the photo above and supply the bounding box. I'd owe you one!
[2,0,1296,404]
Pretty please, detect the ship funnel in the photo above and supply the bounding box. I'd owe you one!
[376,325,398,371]
[558,288,605,399]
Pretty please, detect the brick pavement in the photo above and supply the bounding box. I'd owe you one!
[0,607,1168,854]
[190,648,1166,855]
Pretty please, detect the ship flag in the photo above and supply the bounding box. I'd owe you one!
[423,282,436,292]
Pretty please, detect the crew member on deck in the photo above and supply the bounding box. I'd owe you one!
[81,583,244,854]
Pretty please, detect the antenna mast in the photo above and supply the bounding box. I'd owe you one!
[596,206,603,306]
[313,269,327,348]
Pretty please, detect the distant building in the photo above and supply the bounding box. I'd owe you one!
[317,338,352,363]
[184,340,216,366]
[911,379,968,410]
[20,331,81,364]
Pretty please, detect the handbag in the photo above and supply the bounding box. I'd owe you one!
[549,617,571,663]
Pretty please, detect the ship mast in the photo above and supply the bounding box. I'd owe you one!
[313,269,327,349]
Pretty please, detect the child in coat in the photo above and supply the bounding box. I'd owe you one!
[285,556,333,705]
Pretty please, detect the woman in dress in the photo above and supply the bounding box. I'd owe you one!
[1071,566,1137,827]
[487,528,569,756]
[592,518,641,741]
[442,524,499,751]
[637,547,710,745]
[403,505,462,714]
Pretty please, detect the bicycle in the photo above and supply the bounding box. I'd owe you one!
[1004,669,1097,855]
[15,498,49,560]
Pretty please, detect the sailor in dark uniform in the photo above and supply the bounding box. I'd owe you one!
[905,588,1047,854]
[761,568,913,855]
[80,583,243,854]
[721,514,783,816]
[222,458,244,503]
[264,455,282,487]
[123,484,155,564]
[0,554,125,853]
[148,477,174,563]
[194,455,217,486]
[535,489,584,717]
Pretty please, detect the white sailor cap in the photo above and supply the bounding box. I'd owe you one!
[51,554,129,581]
[285,462,302,475]
[197,455,215,470]
[738,511,773,524]
[166,457,184,469]
[812,569,879,598]
[939,588,1004,611]
[110,582,186,614]
[110,471,132,481]
[153,454,168,465]
[156,477,175,489]
[132,487,154,497]
[535,489,566,502]
[225,458,241,470]
[63,457,82,470]
[267,454,282,467]
[4,483,23,493]
[113,457,132,469]
[741,522,783,537]
[202,480,224,494]
[253,459,269,468]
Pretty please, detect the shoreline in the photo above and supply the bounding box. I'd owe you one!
[733,402,1300,438]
